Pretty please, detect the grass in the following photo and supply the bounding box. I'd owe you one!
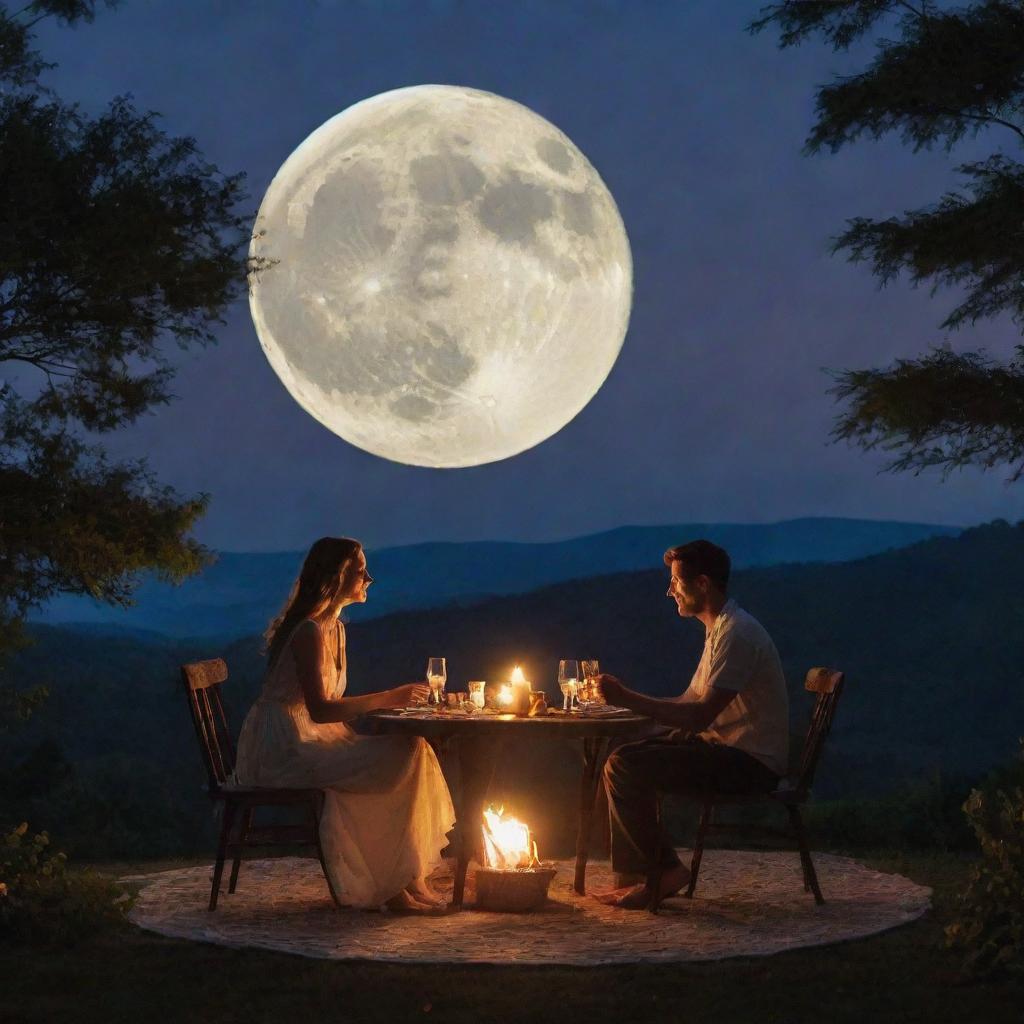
[1,852,1021,1024]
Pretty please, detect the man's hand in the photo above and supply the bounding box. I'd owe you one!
[595,673,628,708]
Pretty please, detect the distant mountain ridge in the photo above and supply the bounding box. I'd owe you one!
[33,517,960,639]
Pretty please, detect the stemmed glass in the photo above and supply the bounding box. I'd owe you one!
[426,657,447,709]
[580,660,601,708]
[558,659,579,712]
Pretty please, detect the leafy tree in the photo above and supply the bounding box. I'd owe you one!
[0,2,251,679]
[751,1,1024,480]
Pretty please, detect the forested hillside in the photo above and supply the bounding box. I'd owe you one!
[3,521,1019,859]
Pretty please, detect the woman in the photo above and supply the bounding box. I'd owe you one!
[235,536,455,912]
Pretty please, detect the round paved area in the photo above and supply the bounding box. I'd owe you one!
[123,852,930,965]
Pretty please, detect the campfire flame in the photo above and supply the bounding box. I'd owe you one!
[482,805,540,870]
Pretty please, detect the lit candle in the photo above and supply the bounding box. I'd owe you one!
[510,664,531,716]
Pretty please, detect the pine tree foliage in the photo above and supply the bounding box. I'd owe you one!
[832,343,1024,478]
[751,1,1024,480]
[0,2,250,667]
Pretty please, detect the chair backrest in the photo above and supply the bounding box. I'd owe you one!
[794,667,845,796]
[181,658,234,796]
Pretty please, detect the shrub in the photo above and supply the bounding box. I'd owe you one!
[806,773,977,853]
[660,772,978,853]
[0,823,134,946]
[945,743,1024,980]
[0,743,212,861]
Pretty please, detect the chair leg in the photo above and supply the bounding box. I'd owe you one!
[228,805,253,895]
[310,794,342,908]
[787,804,824,905]
[685,802,712,899]
[209,800,237,911]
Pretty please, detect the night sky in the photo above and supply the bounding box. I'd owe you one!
[31,1,1024,551]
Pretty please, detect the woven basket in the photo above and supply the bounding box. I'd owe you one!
[474,866,557,912]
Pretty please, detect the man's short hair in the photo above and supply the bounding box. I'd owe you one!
[663,539,731,593]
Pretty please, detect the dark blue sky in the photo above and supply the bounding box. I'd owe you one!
[32,1,1024,550]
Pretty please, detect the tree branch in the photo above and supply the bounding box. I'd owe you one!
[830,344,1024,481]
[952,108,1024,145]
[896,1,927,20]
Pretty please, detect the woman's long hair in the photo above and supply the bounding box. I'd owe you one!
[263,537,363,669]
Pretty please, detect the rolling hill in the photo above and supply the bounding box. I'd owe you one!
[32,517,960,639]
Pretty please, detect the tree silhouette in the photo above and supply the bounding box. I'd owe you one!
[752,1,1024,481]
[0,2,249,681]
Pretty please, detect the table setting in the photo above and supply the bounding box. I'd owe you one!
[363,654,651,907]
[393,656,633,719]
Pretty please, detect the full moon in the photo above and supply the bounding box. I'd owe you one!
[249,85,632,468]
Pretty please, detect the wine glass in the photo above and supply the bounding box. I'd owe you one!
[427,657,447,708]
[558,659,579,712]
[580,659,601,708]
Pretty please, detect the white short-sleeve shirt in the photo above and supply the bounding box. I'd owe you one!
[686,599,789,777]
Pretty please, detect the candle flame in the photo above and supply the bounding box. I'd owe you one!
[511,665,526,684]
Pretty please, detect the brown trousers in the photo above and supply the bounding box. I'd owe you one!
[603,731,779,876]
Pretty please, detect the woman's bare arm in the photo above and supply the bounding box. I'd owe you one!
[291,622,423,724]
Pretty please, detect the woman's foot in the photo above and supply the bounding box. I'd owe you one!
[407,878,444,906]
[593,863,691,910]
[384,889,434,914]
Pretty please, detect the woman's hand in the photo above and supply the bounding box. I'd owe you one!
[389,682,430,707]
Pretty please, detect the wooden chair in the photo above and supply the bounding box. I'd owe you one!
[181,658,341,911]
[653,666,845,911]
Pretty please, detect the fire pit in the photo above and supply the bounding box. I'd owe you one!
[475,806,556,913]
[475,865,557,912]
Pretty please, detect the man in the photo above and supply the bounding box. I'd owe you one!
[595,539,788,909]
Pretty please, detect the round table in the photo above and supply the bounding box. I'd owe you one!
[361,709,651,907]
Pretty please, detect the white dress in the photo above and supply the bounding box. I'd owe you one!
[235,618,455,908]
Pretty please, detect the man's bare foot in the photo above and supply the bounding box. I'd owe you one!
[593,885,648,908]
[592,870,646,900]
[407,878,444,906]
[593,863,691,910]
[384,889,434,913]
[613,871,645,888]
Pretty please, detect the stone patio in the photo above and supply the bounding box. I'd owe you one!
[122,851,930,966]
